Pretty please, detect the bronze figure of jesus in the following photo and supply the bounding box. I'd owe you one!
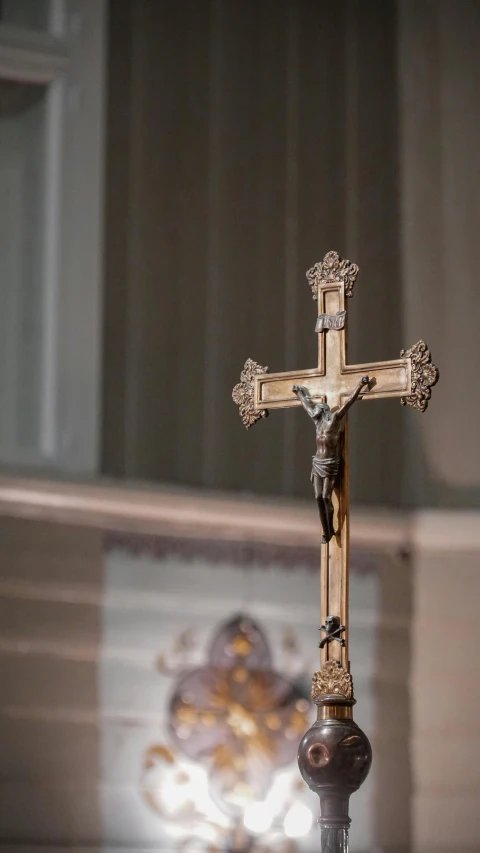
[292,376,370,543]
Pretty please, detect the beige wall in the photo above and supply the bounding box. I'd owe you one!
[0,482,411,853]
[1,481,478,852]
[410,513,480,853]
[0,481,478,851]
[0,517,103,848]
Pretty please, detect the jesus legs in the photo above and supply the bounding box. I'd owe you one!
[316,497,329,543]
[323,478,335,543]
[313,475,332,543]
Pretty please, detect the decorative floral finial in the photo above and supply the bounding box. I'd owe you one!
[232,358,269,428]
[400,340,439,412]
[311,660,354,702]
[306,251,359,300]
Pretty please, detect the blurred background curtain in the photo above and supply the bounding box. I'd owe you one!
[103,0,480,511]
[102,0,404,505]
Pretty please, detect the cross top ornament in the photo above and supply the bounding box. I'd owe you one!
[232,250,439,851]
[306,250,359,298]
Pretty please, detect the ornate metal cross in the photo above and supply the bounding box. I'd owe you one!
[232,250,438,849]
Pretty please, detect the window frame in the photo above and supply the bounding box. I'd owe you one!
[0,0,106,474]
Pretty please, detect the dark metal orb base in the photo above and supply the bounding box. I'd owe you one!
[298,695,372,845]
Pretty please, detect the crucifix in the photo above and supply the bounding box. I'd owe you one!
[232,251,438,851]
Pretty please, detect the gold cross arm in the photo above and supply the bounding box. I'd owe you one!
[232,252,438,428]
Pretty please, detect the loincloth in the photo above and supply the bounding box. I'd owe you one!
[311,455,340,481]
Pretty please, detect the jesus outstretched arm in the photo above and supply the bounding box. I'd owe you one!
[292,384,324,419]
[335,375,370,420]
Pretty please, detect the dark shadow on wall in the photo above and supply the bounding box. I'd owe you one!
[0,517,104,845]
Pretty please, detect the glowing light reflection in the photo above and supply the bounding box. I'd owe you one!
[283,801,313,838]
[243,801,274,835]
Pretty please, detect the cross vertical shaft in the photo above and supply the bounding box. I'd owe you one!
[316,275,350,672]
